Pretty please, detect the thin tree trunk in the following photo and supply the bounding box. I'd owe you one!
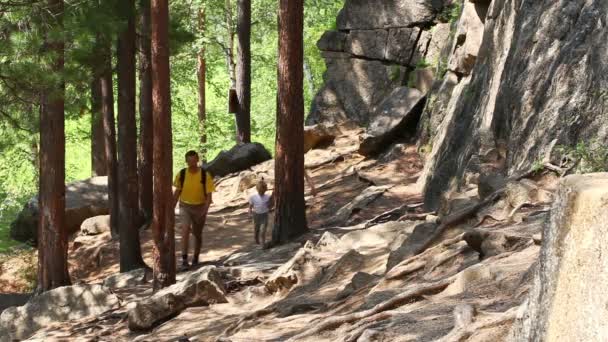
[91,77,107,176]
[99,39,120,238]
[272,0,307,244]
[197,7,207,160]
[235,0,251,144]
[138,0,153,222]
[38,0,70,292]
[117,0,146,272]
[226,0,236,89]
[151,0,176,289]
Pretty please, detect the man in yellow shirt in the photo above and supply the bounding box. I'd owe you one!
[173,150,215,268]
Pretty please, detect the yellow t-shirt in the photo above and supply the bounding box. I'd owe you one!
[173,168,215,205]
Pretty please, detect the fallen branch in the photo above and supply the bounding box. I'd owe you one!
[287,278,453,341]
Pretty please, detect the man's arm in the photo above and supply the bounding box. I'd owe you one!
[173,188,181,208]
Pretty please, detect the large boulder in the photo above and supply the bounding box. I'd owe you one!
[345,30,388,60]
[204,143,272,178]
[509,174,608,341]
[359,87,426,156]
[10,177,109,244]
[304,123,338,152]
[336,0,444,30]
[317,30,348,52]
[127,266,227,331]
[0,285,120,341]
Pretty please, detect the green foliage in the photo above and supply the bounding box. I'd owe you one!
[437,2,462,24]
[436,57,449,79]
[416,58,431,69]
[0,0,343,248]
[557,141,608,174]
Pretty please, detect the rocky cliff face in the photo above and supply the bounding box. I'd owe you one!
[306,0,459,126]
[310,0,608,211]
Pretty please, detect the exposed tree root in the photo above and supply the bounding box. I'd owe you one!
[386,235,464,280]
[437,308,518,342]
[342,310,401,342]
[287,278,453,341]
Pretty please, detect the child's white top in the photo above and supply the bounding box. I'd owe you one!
[249,193,271,214]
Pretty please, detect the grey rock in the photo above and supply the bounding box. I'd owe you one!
[337,0,444,30]
[103,268,148,289]
[307,58,403,126]
[80,215,111,236]
[317,30,348,52]
[411,68,436,94]
[359,87,426,156]
[0,285,119,341]
[478,172,507,199]
[332,186,391,224]
[336,272,378,300]
[509,174,608,341]
[0,294,31,314]
[345,30,388,60]
[10,177,109,244]
[128,266,227,331]
[385,27,420,65]
[204,143,272,178]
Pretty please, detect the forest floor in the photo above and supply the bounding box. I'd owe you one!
[1,125,554,341]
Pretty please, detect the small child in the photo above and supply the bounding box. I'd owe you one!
[249,179,272,245]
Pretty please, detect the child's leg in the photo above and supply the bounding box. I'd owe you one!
[260,213,269,245]
[253,214,261,244]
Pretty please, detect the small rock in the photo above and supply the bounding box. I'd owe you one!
[103,268,148,289]
[532,233,542,245]
[80,215,111,235]
[204,143,272,178]
[127,266,227,331]
[336,272,378,300]
[304,123,338,152]
[478,172,507,200]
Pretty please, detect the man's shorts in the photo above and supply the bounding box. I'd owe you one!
[178,202,208,230]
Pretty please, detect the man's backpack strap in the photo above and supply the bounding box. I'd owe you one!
[201,167,207,194]
[180,167,208,194]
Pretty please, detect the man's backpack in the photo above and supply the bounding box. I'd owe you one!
[179,167,207,194]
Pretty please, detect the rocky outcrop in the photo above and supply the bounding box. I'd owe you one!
[10,177,109,244]
[509,174,608,341]
[204,143,272,177]
[419,0,608,210]
[0,285,119,341]
[359,87,426,155]
[127,266,227,331]
[307,0,455,126]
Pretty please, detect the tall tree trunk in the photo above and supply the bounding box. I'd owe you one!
[38,0,71,292]
[235,0,251,144]
[151,0,176,289]
[138,0,153,222]
[272,0,307,244]
[100,39,120,238]
[91,78,107,176]
[197,8,207,160]
[225,0,236,89]
[117,0,146,272]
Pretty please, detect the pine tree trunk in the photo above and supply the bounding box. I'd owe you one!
[226,0,236,89]
[99,40,120,239]
[272,0,307,244]
[91,77,107,177]
[235,0,251,144]
[117,0,146,272]
[197,7,207,160]
[151,0,176,289]
[138,0,154,222]
[38,0,71,292]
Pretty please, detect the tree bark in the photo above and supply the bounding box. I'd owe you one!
[91,77,107,177]
[138,0,153,222]
[197,8,207,160]
[99,39,120,239]
[117,0,146,272]
[151,0,176,289]
[38,0,71,292]
[235,0,251,144]
[272,0,307,244]
[225,0,236,89]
